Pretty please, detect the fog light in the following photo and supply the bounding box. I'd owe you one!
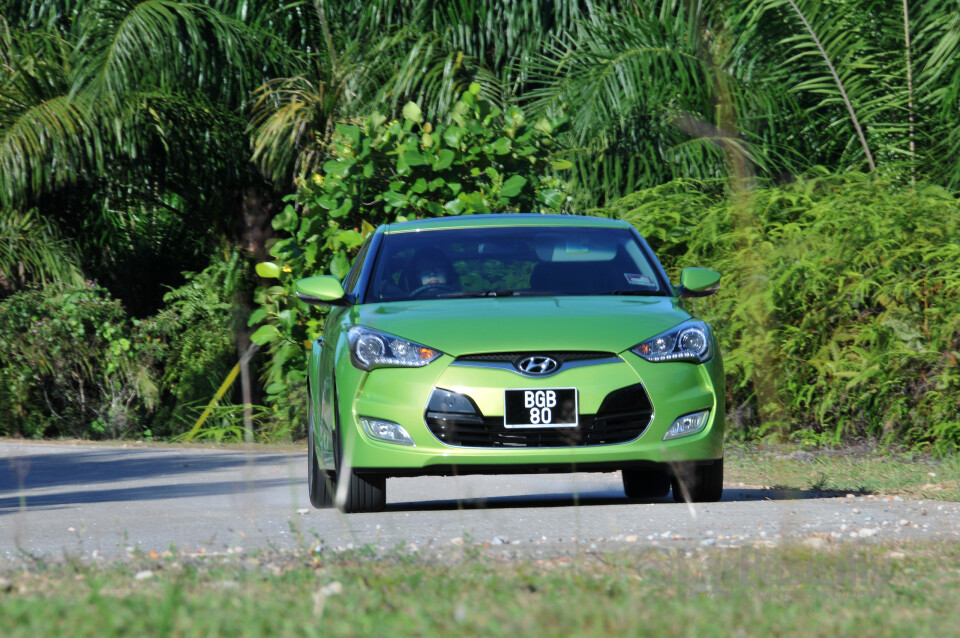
[663,410,709,441]
[360,417,415,446]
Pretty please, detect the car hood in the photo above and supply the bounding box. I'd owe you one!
[349,296,693,356]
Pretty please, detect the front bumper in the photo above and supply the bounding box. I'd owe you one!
[337,351,724,476]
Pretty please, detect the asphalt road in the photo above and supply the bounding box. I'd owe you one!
[2,441,958,564]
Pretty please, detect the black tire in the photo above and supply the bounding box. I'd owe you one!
[307,406,333,509]
[338,469,387,514]
[671,458,724,503]
[331,394,386,513]
[622,469,671,499]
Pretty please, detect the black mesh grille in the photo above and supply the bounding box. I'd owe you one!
[455,351,615,364]
[425,383,653,448]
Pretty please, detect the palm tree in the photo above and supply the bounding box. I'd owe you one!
[904,0,960,187]
[738,0,960,187]
[0,0,288,311]
[248,0,629,187]
[518,0,960,204]
[0,12,101,210]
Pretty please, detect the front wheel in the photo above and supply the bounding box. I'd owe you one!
[671,458,723,503]
[307,406,333,509]
[332,403,386,513]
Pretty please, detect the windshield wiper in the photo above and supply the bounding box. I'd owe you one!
[438,289,517,298]
[596,290,655,296]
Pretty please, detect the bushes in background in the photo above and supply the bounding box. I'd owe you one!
[0,249,254,441]
[601,171,960,453]
[148,248,257,439]
[0,284,166,439]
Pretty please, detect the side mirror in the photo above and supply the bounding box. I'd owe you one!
[295,276,348,306]
[677,267,720,299]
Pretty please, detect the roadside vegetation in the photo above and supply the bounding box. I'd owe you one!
[599,174,960,452]
[2,542,960,637]
[725,446,960,501]
[1,1,958,451]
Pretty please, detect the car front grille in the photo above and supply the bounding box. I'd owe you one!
[455,351,615,364]
[424,383,653,448]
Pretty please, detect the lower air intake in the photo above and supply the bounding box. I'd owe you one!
[425,383,653,448]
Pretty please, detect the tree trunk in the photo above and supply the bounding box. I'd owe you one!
[233,180,280,425]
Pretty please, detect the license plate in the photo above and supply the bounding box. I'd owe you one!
[503,388,578,428]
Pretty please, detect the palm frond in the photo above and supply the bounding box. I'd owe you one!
[249,71,335,184]
[520,3,763,205]
[371,29,502,119]
[0,208,85,293]
[72,0,256,102]
[912,0,960,186]
[0,0,87,34]
[0,91,102,207]
[750,0,923,176]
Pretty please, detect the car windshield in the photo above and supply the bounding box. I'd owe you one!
[365,226,667,302]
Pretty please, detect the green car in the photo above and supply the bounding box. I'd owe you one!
[298,214,724,513]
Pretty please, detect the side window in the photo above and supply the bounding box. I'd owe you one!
[343,236,372,294]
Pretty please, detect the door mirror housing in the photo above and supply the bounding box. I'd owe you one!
[295,276,350,306]
[677,268,720,299]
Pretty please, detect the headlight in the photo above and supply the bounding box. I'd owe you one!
[630,320,712,363]
[348,326,442,371]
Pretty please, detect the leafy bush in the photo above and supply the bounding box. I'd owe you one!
[147,248,258,439]
[251,85,570,437]
[599,171,960,453]
[0,284,166,439]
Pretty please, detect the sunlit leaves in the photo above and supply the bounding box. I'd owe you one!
[608,172,960,450]
[249,89,570,400]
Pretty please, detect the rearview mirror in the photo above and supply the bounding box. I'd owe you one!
[677,268,720,299]
[295,276,348,306]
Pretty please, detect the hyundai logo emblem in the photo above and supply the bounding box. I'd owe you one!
[516,355,560,376]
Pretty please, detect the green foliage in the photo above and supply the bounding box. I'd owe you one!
[524,2,749,205]
[252,87,570,436]
[0,284,166,438]
[147,248,253,438]
[0,1,264,317]
[602,172,960,453]
[0,207,85,294]
[171,402,265,444]
[519,0,960,206]
[4,1,960,444]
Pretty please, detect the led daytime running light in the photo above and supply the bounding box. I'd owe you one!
[349,326,442,371]
[631,321,712,364]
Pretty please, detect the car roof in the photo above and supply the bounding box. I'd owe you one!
[381,213,631,234]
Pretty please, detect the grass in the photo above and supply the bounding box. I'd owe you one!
[725,445,960,501]
[2,542,960,637]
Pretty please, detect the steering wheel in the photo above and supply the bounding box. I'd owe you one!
[409,283,458,298]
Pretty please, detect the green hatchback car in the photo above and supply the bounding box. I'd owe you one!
[298,214,724,512]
